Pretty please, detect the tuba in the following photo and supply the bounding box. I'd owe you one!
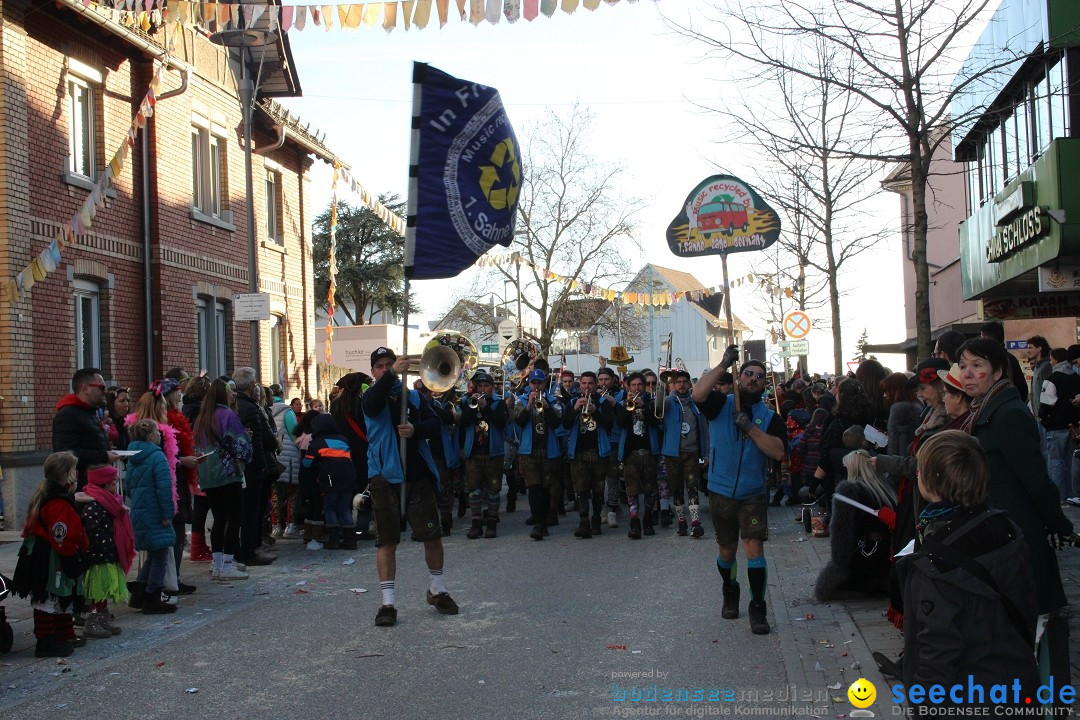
[500,338,541,389]
[416,332,478,394]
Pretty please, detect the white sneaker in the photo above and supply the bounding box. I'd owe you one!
[283,523,303,539]
[162,593,178,605]
[306,540,324,551]
[216,565,249,580]
[607,511,618,529]
[1067,497,1080,508]
[270,526,284,539]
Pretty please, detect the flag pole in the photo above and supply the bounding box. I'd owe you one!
[398,277,410,527]
[721,251,741,413]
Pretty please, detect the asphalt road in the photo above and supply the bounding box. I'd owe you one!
[2,508,794,720]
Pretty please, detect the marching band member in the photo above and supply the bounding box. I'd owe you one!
[615,372,661,539]
[362,348,457,628]
[662,369,709,538]
[693,348,787,635]
[554,368,579,520]
[459,370,510,540]
[562,371,614,539]
[597,367,625,528]
[417,380,462,537]
[513,369,563,541]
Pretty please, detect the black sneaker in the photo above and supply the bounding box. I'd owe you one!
[690,523,704,539]
[628,517,642,540]
[643,523,655,536]
[375,605,398,627]
[177,582,197,595]
[748,600,770,635]
[677,521,689,537]
[591,516,602,535]
[721,581,740,619]
[426,590,460,615]
[73,611,85,627]
[574,519,592,539]
[660,509,672,527]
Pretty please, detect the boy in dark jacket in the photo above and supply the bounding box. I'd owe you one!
[299,414,357,550]
[896,430,1038,711]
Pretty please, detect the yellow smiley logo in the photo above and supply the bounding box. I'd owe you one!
[848,678,876,709]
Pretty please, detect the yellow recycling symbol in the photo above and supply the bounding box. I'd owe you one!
[479,137,521,210]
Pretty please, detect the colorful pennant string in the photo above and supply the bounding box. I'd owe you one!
[474,253,800,308]
[76,0,643,34]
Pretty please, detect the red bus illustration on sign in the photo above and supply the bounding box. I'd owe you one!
[697,195,749,237]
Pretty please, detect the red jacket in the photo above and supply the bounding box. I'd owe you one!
[29,496,88,556]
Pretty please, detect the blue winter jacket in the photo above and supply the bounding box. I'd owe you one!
[126,439,177,551]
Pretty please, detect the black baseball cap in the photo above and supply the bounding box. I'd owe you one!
[471,370,494,385]
[370,347,397,367]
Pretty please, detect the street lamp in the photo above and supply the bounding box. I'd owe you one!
[208,27,277,371]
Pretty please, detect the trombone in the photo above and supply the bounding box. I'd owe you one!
[654,332,673,419]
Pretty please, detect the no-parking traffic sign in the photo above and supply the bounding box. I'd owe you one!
[782,310,812,340]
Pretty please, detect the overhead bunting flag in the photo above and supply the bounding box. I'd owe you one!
[473,252,801,307]
[665,174,782,258]
[405,62,521,280]
[79,0,641,33]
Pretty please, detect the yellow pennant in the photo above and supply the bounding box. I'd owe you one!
[383,2,397,29]
[401,0,414,28]
[562,0,579,12]
[362,3,381,25]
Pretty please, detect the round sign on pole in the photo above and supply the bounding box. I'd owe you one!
[782,310,812,340]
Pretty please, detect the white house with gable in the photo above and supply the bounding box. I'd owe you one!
[592,264,749,380]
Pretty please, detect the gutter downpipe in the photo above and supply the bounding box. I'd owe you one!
[141,67,189,385]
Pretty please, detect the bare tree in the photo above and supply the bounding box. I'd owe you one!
[486,104,640,354]
[669,0,1019,357]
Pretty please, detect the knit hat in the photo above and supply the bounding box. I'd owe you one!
[87,465,119,486]
[1068,345,1080,362]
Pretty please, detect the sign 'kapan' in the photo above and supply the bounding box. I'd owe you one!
[665,175,781,258]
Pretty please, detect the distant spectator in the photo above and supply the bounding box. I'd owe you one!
[978,321,1028,404]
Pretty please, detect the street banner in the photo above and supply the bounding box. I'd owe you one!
[405,62,522,280]
[665,174,781,258]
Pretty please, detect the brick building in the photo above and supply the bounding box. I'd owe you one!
[0,2,336,525]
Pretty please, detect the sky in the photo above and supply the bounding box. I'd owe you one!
[277,0,909,374]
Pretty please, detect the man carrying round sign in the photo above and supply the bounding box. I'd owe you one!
[692,346,787,635]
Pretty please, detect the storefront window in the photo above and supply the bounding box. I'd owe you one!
[1048,53,1069,141]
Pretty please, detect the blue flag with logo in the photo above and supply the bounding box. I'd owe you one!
[405,63,522,280]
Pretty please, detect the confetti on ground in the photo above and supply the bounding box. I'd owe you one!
[186,688,198,694]
[155,661,165,667]
[631,650,642,654]
[295,589,309,594]
[805,613,816,620]
[343,558,355,565]
[349,588,368,594]
[827,683,841,690]
[295,581,307,586]
[606,644,627,651]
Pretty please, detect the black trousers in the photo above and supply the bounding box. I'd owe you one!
[239,474,269,558]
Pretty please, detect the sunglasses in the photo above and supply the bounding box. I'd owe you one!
[742,369,766,380]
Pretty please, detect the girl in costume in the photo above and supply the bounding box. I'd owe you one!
[76,464,136,638]
[12,451,89,657]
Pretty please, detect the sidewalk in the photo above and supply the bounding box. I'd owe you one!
[765,501,1080,714]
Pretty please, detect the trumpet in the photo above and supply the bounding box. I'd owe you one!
[467,393,484,409]
[579,392,597,433]
[625,392,643,411]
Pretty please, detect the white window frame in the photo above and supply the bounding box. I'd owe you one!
[269,314,284,390]
[196,297,229,377]
[74,279,101,369]
[191,115,226,220]
[265,169,282,244]
[66,59,101,181]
